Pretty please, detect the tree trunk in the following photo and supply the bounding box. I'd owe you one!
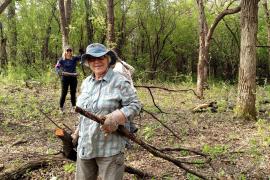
[196,0,241,98]
[0,0,12,14]
[58,0,70,49]
[107,0,115,50]
[236,0,259,120]
[263,0,270,78]
[41,1,57,61]
[7,0,17,66]
[84,0,94,44]
[0,38,7,72]
[196,0,208,98]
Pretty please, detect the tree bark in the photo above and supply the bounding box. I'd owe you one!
[41,1,57,61]
[236,0,259,120]
[107,0,115,49]
[0,0,12,14]
[84,0,94,44]
[196,0,208,98]
[58,0,71,49]
[262,0,270,77]
[0,38,7,72]
[7,0,17,66]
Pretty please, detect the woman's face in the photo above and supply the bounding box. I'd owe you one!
[66,49,72,59]
[87,56,110,79]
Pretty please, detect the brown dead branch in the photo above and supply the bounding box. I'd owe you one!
[142,107,182,141]
[158,147,207,157]
[75,106,210,179]
[11,139,28,147]
[135,85,200,98]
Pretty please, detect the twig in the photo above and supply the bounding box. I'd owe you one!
[37,108,62,129]
[62,123,73,132]
[135,85,200,98]
[147,88,166,113]
[142,108,182,141]
[158,147,207,157]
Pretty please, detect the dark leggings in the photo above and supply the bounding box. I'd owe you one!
[60,76,77,108]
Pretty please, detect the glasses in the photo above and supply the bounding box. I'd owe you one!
[66,49,72,52]
[88,56,106,62]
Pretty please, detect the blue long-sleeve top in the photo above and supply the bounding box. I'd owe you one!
[55,56,81,75]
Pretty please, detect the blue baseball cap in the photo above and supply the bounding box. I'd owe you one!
[81,43,117,66]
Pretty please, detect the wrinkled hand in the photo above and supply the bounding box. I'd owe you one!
[100,110,126,134]
[71,128,79,146]
[101,114,119,134]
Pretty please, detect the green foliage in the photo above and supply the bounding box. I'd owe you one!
[237,174,247,180]
[255,119,270,146]
[202,144,228,158]
[63,163,76,173]
[142,126,156,140]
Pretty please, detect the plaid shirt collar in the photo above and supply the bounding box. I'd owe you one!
[89,67,113,82]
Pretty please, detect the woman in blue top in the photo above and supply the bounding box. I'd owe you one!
[55,46,81,113]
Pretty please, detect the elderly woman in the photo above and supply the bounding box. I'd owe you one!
[75,43,141,180]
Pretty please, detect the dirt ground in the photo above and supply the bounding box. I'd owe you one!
[0,81,270,179]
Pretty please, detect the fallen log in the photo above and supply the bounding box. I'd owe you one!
[0,156,65,180]
[75,106,209,179]
[0,156,153,180]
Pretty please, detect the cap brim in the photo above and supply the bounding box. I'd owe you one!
[81,50,117,67]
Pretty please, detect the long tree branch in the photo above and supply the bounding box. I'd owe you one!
[206,5,241,43]
[134,85,199,98]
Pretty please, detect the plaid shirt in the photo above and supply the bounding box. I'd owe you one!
[76,68,141,159]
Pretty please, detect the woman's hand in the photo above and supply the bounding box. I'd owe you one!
[101,109,126,134]
[71,127,79,146]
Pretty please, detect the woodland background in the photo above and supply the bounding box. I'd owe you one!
[0,0,270,179]
[0,0,265,82]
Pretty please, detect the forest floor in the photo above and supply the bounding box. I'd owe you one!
[0,79,270,180]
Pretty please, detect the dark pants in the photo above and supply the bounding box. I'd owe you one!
[60,76,77,108]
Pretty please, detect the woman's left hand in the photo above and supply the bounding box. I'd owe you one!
[100,109,126,134]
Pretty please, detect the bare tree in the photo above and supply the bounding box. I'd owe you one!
[236,0,260,120]
[58,0,72,49]
[196,0,241,98]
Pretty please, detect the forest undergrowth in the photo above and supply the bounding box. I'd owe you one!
[0,78,270,180]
